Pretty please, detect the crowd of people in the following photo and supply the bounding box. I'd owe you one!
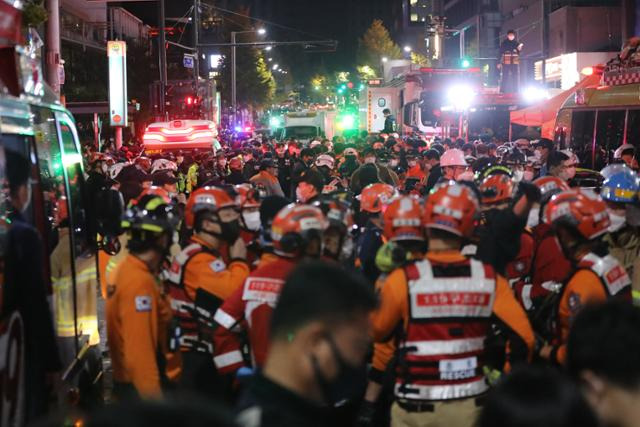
[82,130,640,427]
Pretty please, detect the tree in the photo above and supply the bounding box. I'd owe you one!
[411,52,431,67]
[219,47,275,110]
[357,20,403,69]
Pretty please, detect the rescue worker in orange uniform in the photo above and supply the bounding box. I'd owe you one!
[166,186,250,398]
[361,195,427,425]
[539,189,631,365]
[371,182,535,427]
[106,193,178,399]
[311,195,355,263]
[212,204,327,375]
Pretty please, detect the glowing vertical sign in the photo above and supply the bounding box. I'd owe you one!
[108,41,127,127]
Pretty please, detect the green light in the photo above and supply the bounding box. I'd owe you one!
[461,58,471,68]
[359,84,365,90]
[340,84,347,90]
[337,88,344,94]
[339,114,356,130]
[314,85,320,91]
[269,117,281,127]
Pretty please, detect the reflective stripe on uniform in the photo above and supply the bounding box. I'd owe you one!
[395,378,489,401]
[214,350,244,368]
[213,309,237,330]
[401,337,485,357]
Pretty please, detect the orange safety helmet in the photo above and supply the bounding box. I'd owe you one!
[185,186,237,229]
[271,203,327,257]
[134,186,172,205]
[311,195,354,233]
[383,196,424,241]
[360,183,395,213]
[533,176,570,204]
[234,183,261,209]
[423,182,479,238]
[544,189,610,240]
[479,173,514,205]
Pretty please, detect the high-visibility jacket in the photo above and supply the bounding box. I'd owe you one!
[505,231,534,309]
[212,257,296,374]
[551,252,631,364]
[167,235,249,353]
[371,251,534,402]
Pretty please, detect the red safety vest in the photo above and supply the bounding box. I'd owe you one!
[166,242,224,353]
[397,258,495,401]
[575,252,631,299]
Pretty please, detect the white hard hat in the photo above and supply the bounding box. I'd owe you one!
[440,149,468,167]
[614,143,635,159]
[151,159,178,174]
[309,140,322,148]
[109,162,127,180]
[315,154,335,169]
[514,138,530,147]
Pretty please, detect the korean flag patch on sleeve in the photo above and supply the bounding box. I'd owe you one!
[135,295,152,312]
[210,259,227,273]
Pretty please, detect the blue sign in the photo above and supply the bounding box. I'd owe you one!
[183,54,194,69]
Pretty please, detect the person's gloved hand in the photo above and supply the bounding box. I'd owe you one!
[357,400,376,427]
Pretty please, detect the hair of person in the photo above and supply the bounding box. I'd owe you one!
[478,365,599,427]
[548,150,569,169]
[259,195,291,227]
[300,147,314,158]
[382,108,391,115]
[567,300,640,391]
[5,149,31,195]
[269,260,377,340]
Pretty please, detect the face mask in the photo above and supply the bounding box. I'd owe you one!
[457,170,475,182]
[527,206,540,228]
[296,184,317,203]
[608,209,626,233]
[364,157,376,164]
[345,155,356,162]
[340,236,354,261]
[523,170,535,181]
[219,220,241,243]
[242,211,261,232]
[513,170,524,182]
[310,335,368,406]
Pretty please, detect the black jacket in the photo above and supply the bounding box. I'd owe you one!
[382,115,397,134]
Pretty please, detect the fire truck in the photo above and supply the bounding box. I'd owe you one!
[143,119,221,155]
[360,67,522,141]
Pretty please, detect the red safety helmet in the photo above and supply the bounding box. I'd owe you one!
[533,176,570,204]
[423,182,479,238]
[311,195,354,233]
[544,189,610,240]
[134,186,172,205]
[360,183,395,213]
[185,186,237,229]
[271,203,328,257]
[234,184,261,209]
[134,156,152,171]
[479,173,514,205]
[383,196,424,241]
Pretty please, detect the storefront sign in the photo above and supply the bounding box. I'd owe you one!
[108,41,127,127]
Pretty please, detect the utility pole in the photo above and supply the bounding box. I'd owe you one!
[158,0,167,119]
[231,31,237,127]
[45,0,61,95]
[193,0,199,94]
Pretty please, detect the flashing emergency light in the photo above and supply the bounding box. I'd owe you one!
[522,86,550,103]
[244,126,252,132]
[269,117,281,127]
[581,66,594,76]
[346,82,354,89]
[185,96,194,105]
[338,114,356,130]
[446,85,475,110]
[234,125,243,132]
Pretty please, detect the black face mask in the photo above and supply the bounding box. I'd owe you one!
[310,334,368,407]
[219,219,241,243]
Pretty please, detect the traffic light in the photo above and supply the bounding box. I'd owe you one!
[461,57,471,68]
[340,83,347,90]
[346,81,354,89]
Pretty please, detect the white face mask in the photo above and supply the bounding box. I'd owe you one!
[364,157,376,164]
[523,170,535,181]
[608,208,626,233]
[242,211,261,231]
[457,170,475,182]
[527,206,540,228]
[390,159,399,167]
[513,170,524,182]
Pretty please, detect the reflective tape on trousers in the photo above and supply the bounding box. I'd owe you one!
[395,377,488,401]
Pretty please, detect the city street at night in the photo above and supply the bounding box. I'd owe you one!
[1,0,640,426]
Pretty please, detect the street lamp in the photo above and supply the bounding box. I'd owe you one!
[268,57,273,61]
[231,28,266,126]
[404,45,412,53]
[265,45,272,51]
[272,63,279,70]
[381,57,388,62]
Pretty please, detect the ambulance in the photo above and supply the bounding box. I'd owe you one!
[0,2,115,421]
[142,119,221,155]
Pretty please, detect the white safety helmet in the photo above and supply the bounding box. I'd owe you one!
[109,162,128,180]
[151,159,178,174]
[309,140,322,148]
[440,149,468,167]
[614,143,635,159]
[315,154,335,169]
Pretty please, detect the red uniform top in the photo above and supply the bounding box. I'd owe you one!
[506,231,534,307]
[530,223,572,302]
[212,256,297,374]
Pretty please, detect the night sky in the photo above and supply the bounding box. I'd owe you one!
[121,0,373,80]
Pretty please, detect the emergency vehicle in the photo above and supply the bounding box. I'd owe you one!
[277,109,337,142]
[143,119,221,155]
[360,68,522,141]
[553,62,640,170]
[0,2,112,421]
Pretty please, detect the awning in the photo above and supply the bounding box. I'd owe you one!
[510,74,601,127]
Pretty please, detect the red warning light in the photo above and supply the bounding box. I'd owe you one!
[185,96,194,105]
